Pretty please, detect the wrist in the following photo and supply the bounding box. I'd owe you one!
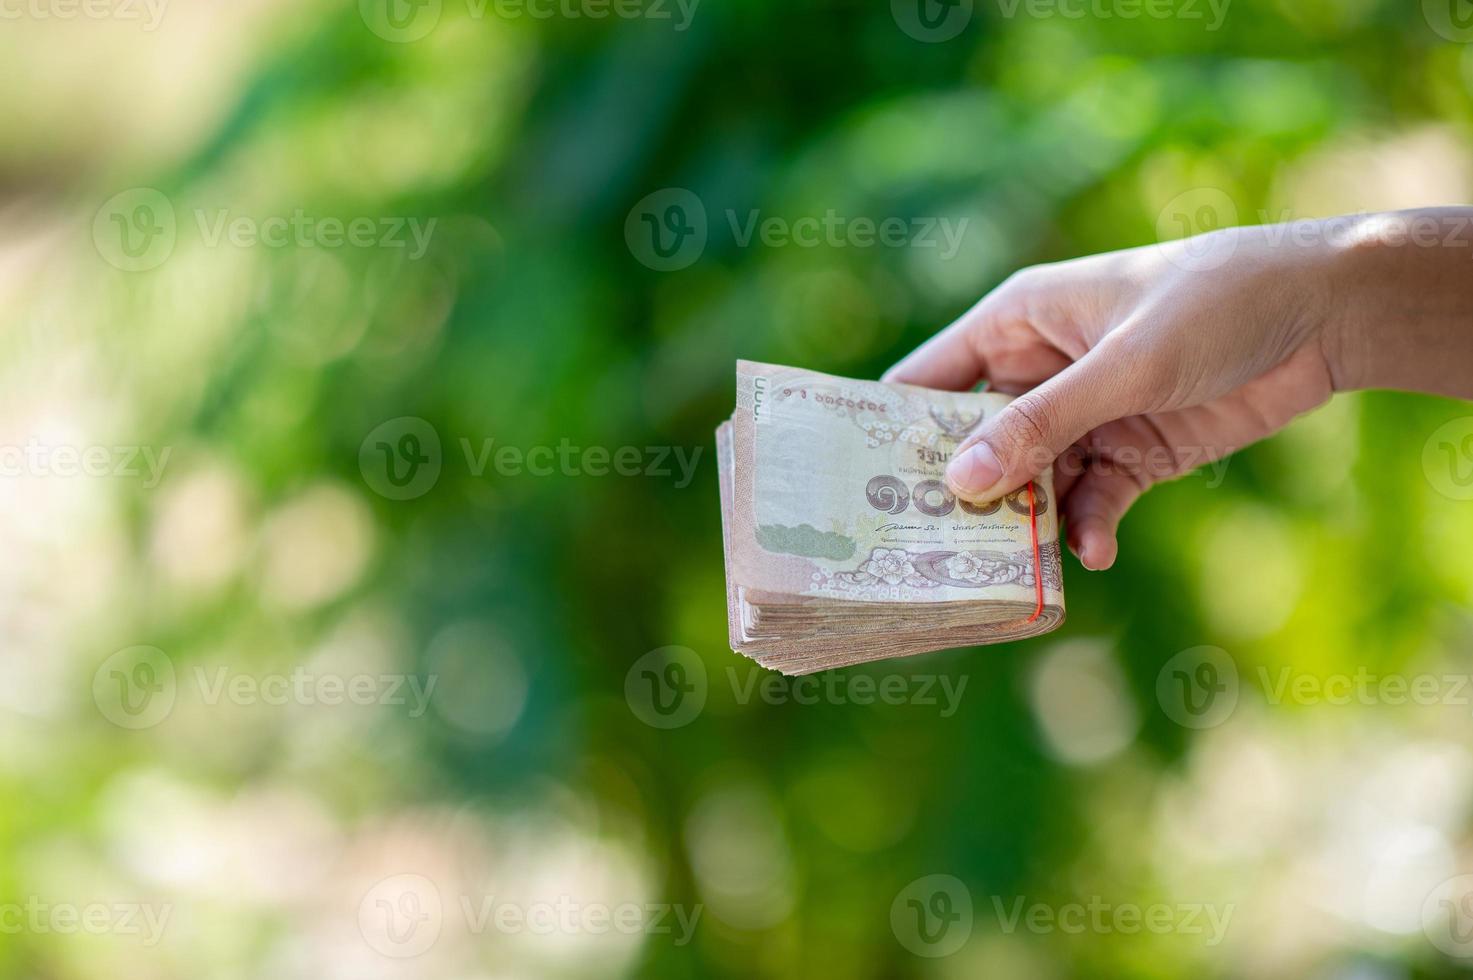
[1316,217,1379,393]
[1315,209,1473,396]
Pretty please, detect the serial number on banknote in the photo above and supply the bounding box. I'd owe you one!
[775,386,890,414]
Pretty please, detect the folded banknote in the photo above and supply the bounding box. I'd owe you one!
[716,360,1065,674]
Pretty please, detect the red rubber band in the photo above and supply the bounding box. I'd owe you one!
[1025,480,1043,623]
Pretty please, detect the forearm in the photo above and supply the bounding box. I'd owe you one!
[1321,208,1473,398]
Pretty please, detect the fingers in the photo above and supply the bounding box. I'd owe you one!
[881,299,991,391]
[1054,411,1225,570]
[1062,469,1147,571]
[883,270,1044,390]
[944,344,1144,502]
[1050,443,1089,502]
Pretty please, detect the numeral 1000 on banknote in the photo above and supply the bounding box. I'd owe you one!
[865,475,1048,518]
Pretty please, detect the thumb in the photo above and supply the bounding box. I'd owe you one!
[945,348,1142,501]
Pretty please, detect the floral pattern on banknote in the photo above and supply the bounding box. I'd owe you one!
[860,548,930,587]
[943,551,990,583]
[814,544,1063,593]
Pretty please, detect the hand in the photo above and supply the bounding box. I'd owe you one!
[884,223,1355,571]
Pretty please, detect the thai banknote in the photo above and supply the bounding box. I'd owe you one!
[717,360,1065,674]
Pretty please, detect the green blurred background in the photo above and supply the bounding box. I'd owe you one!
[2,0,1473,976]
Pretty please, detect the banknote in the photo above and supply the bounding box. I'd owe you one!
[717,360,1064,674]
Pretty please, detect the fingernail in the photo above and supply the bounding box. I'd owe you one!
[1083,538,1116,571]
[945,442,1002,497]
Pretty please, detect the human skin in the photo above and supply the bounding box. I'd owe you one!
[884,208,1473,571]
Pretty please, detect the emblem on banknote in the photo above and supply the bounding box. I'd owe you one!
[717,361,1066,674]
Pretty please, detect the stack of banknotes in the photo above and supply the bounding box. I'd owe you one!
[716,361,1065,675]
